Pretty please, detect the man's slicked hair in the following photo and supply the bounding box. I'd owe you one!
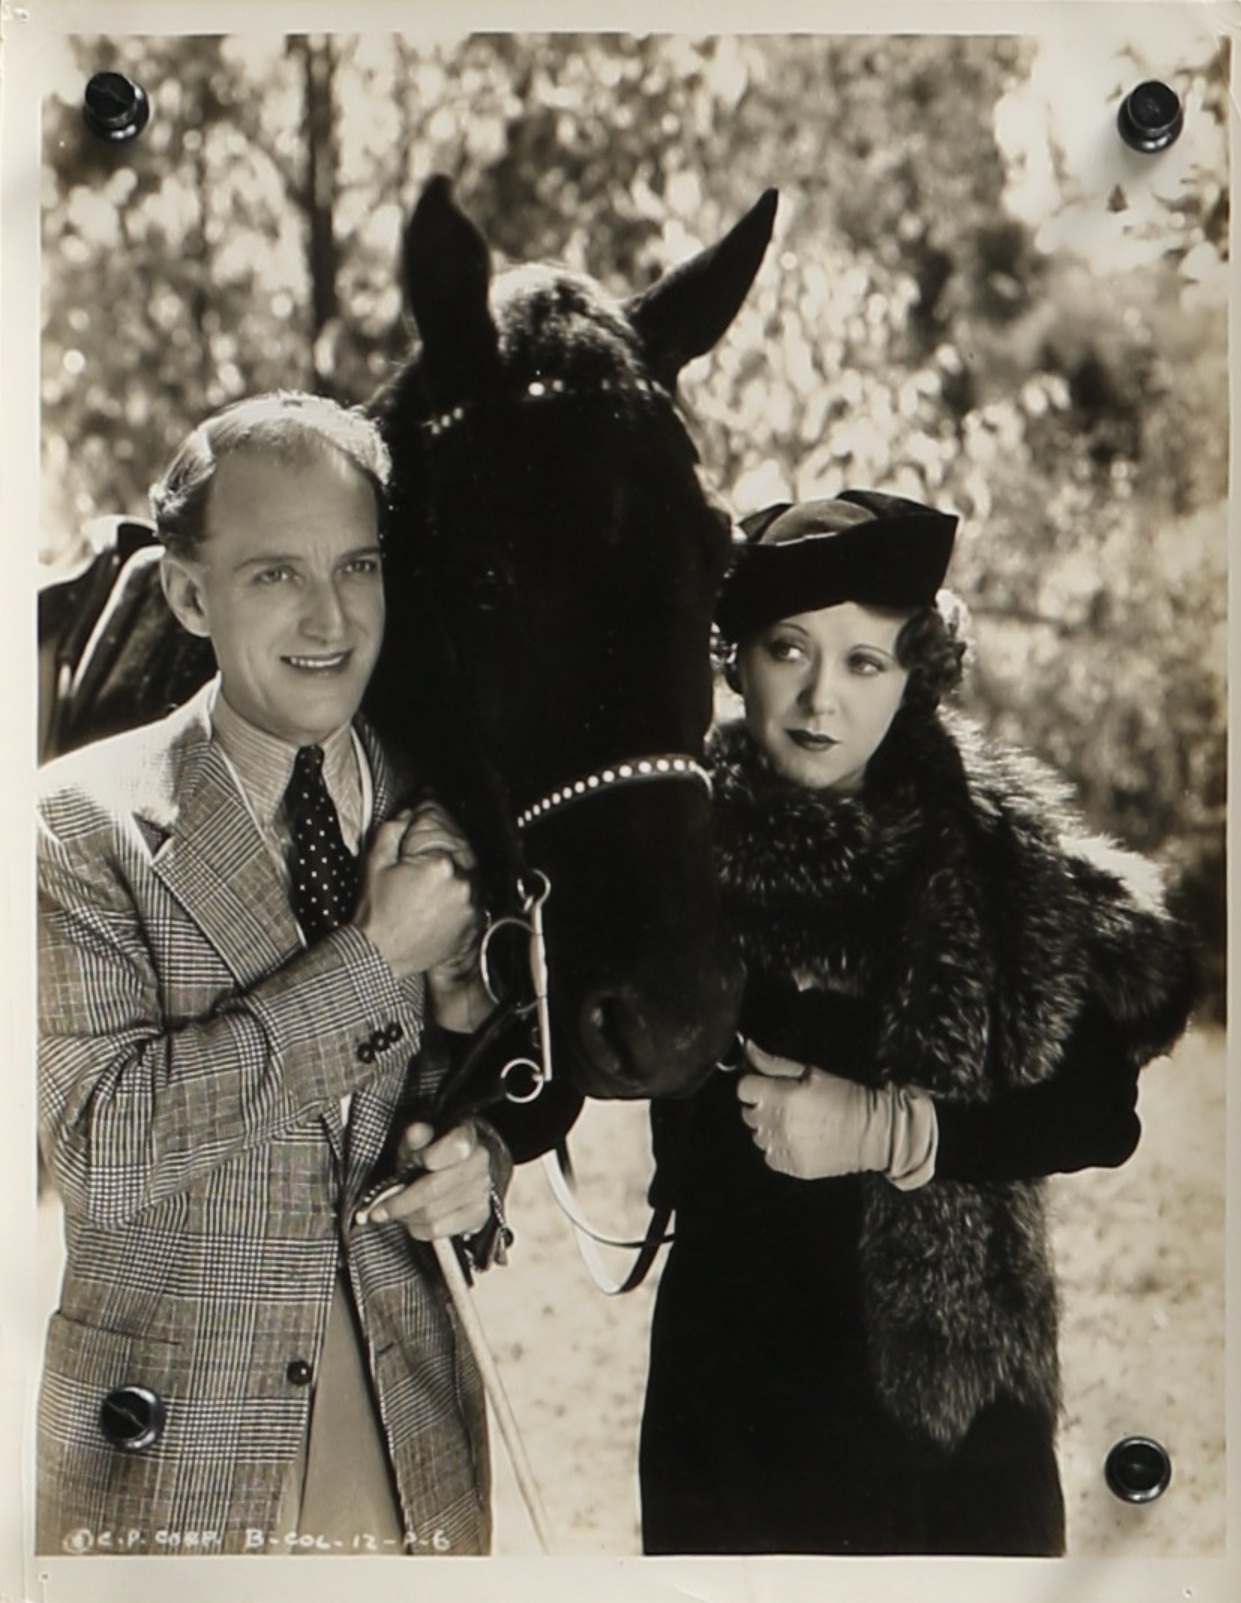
[149,391,392,559]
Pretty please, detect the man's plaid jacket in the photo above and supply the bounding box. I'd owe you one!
[35,681,493,1556]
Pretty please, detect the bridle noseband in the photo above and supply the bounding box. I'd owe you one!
[514,753,711,831]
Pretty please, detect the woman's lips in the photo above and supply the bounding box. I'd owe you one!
[787,728,838,751]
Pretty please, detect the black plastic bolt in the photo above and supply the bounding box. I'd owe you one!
[1104,1436,1172,1503]
[83,71,151,143]
[1117,81,1183,154]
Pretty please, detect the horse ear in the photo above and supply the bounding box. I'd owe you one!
[402,175,499,402]
[625,189,778,389]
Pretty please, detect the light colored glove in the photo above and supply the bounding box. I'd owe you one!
[736,1041,937,1189]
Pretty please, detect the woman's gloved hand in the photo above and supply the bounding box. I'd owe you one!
[736,1042,937,1188]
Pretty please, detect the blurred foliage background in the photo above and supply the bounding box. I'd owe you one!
[40,28,1228,1012]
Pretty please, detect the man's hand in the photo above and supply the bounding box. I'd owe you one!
[736,1041,893,1180]
[395,802,478,868]
[358,1120,493,1239]
[428,963,495,1033]
[352,803,482,979]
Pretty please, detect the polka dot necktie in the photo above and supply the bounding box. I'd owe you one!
[284,745,362,943]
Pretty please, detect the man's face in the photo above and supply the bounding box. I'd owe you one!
[163,448,385,747]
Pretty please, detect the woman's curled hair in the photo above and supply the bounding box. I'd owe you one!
[894,589,972,711]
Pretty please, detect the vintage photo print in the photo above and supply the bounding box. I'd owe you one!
[1,3,1233,1601]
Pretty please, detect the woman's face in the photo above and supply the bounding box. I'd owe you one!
[737,601,910,791]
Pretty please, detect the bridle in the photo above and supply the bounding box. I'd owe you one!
[475,751,713,1106]
[462,753,714,1295]
[514,753,711,832]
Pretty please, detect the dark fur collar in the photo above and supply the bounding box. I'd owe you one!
[708,709,1194,1095]
[708,712,931,909]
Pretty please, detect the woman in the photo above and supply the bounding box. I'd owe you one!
[639,490,1195,1556]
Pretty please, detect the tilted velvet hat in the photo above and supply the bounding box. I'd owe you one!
[716,489,958,643]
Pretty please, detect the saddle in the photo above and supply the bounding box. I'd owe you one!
[39,517,214,762]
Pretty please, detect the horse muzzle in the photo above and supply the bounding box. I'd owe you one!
[573,944,745,1101]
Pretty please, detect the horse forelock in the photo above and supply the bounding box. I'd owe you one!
[490,263,652,393]
[375,259,693,448]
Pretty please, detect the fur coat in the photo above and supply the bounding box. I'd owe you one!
[709,706,1195,1446]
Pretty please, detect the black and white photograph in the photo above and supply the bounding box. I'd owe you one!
[1,3,1232,1600]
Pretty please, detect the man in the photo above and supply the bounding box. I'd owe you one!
[37,392,507,1556]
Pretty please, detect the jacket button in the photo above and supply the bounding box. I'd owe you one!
[99,1385,165,1452]
[285,1358,314,1387]
[385,1021,404,1046]
[356,1040,375,1064]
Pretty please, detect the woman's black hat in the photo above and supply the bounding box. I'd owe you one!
[716,489,958,643]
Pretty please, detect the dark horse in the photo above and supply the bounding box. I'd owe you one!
[40,177,777,1108]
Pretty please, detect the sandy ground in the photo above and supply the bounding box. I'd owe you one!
[475,1025,1227,1556]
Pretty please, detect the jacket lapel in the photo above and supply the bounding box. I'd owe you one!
[140,690,301,987]
[357,716,415,825]
[138,697,423,1178]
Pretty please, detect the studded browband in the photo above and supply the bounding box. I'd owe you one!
[515,755,711,832]
[422,374,671,437]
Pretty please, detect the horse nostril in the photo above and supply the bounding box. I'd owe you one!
[580,991,643,1090]
[579,954,746,1097]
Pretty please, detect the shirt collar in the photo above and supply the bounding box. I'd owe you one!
[208,678,360,834]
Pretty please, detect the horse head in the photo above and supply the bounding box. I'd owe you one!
[370,177,776,1101]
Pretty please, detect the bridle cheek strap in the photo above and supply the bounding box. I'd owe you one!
[478,872,552,1104]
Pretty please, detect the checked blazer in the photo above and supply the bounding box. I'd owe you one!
[36,680,493,1556]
